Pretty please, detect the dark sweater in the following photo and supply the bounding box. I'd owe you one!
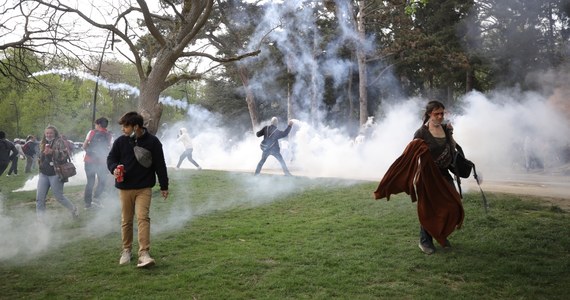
[107,129,169,191]
[256,124,292,152]
[0,139,17,163]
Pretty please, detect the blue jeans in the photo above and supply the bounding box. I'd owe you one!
[255,149,291,176]
[176,148,200,169]
[36,173,76,216]
[84,162,110,207]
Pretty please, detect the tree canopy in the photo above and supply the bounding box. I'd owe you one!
[1,0,569,139]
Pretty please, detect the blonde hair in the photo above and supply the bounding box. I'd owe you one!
[270,117,278,126]
[40,125,60,151]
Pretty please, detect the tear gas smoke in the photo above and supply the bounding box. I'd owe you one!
[5,89,567,263]
[30,69,189,109]
[4,0,569,264]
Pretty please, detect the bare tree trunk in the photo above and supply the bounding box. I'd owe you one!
[287,73,293,121]
[310,28,319,126]
[138,54,176,135]
[356,1,368,126]
[138,80,164,135]
[237,66,259,131]
[347,64,354,121]
[546,0,555,65]
[466,67,474,92]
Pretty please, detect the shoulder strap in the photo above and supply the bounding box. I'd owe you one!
[265,126,276,139]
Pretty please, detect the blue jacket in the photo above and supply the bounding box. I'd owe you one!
[107,128,169,191]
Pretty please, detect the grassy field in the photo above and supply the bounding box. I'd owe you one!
[0,163,569,299]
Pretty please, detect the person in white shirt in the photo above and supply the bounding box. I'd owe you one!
[176,127,201,170]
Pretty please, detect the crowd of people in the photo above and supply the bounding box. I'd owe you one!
[1,112,170,268]
[2,111,299,268]
[1,101,474,268]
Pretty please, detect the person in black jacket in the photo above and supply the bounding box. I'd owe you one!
[107,111,169,268]
[0,131,17,176]
[254,117,293,176]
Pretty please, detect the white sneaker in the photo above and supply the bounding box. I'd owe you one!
[137,251,155,268]
[119,249,131,265]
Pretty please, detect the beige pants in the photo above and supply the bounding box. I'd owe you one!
[119,188,152,256]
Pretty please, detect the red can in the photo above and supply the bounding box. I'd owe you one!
[116,164,124,182]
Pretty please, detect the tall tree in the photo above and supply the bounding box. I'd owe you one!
[22,0,260,134]
[470,0,570,89]
[201,0,264,131]
[370,0,474,101]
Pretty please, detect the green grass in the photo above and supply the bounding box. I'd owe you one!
[0,165,569,299]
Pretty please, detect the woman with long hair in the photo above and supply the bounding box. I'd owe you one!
[374,100,464,255]
[36,125,78,220]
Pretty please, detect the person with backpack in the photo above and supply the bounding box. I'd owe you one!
[82,117,113,209]
[23,135,38,173]
[0,131,18,176]
[254,117,294,176]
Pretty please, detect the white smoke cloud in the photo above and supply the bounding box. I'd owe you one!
[5,0,569,264]
[30,69,189,109]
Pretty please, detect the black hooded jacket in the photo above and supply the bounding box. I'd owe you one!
[107,128,169,191]
[256,124,292,152]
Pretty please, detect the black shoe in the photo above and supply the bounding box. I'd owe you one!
[418,242,435,255]
[443,239,452,249]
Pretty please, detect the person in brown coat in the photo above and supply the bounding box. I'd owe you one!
[374,100,464,255]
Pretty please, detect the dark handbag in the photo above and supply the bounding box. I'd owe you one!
[443,127,488,212]
[54,160,77,181]
[450,143,489,213]
[451,144,473,178]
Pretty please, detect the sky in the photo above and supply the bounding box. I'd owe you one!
[2,0,570,263]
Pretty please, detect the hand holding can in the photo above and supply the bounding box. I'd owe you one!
[116,164,124,182]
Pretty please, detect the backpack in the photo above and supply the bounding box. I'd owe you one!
[22,141,35,156]
[87,130,111,160]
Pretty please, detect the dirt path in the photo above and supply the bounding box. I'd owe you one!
[237,167,570,211]
[210,160,570,211]
[463,172,569,211]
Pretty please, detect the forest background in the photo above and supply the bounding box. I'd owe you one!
[1,0,569,144]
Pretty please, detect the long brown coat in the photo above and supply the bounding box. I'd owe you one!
[374,139,464,246]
